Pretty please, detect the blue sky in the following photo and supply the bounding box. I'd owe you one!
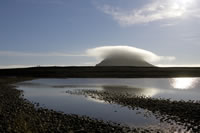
[0,0,200,67]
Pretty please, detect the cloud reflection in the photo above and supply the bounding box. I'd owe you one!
[86,95,106,103]
[102,86,159,97]
[170,78,198,90]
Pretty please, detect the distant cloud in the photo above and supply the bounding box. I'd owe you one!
[0,64,92,69]
[160,23,177,27]
[180,33,200,41]
[157,64,200,67]
[0,65,34,69]
[0,51,86,57]
[100,0,198,26]
[87,46,175,65]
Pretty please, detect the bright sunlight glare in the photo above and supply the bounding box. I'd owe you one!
[170,0,195,17]
[170,78,198,90]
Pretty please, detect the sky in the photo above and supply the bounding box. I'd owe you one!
[0,0,200,68]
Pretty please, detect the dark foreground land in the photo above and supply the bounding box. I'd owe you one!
[0,77,136,133]
[1,66,200,78]
[67,89,200,132]
[1,67,200,132]
[1,77,200,132]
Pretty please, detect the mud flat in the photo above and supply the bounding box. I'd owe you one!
[1,77,200,132]
[0,77,157,133]
[66,89,200,132]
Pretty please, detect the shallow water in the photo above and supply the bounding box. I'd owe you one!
[16,78,200,127]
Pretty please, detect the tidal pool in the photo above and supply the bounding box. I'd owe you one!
[16,78,200,128]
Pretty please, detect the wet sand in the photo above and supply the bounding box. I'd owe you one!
[66,89,200,132]
[0,77,150,133]
[1,77,200,132]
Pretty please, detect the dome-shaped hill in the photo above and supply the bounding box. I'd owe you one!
[96,56,154,67]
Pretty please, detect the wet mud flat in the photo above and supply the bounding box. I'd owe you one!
[1,77,200,132]
[66,89,200,132]
[0,77,157,133]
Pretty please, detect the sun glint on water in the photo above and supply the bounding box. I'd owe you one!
[170,78,198,90]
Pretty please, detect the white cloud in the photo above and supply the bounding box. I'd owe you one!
[0,63,93,69]
[0,51,86,57]
[87,46,175,64]
[160,23,177,27]
[100,0,198,26]
[0,65,34,69]
[157,64,200,67]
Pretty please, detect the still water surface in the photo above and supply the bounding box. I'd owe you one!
[16,78,200,127]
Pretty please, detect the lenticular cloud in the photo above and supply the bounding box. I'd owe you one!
[87,46,175,66]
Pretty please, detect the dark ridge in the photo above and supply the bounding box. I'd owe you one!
[1,66,200,78]
[96,57,154,67]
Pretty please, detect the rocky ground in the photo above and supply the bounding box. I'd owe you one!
[66,89,200,133]
[0,77,151,133]
[1,77,200,132]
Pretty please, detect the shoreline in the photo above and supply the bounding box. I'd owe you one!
[66,89,200,132]
[1,77,200,132]
[1,66,200,78]
[0,77,148,133]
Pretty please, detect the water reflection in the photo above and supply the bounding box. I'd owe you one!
[18,78,200,101]
[86,95,105,103]
[170,78,198,90]
[15,78,200,129]
[101,86,159,97]
[17,82,159,127]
